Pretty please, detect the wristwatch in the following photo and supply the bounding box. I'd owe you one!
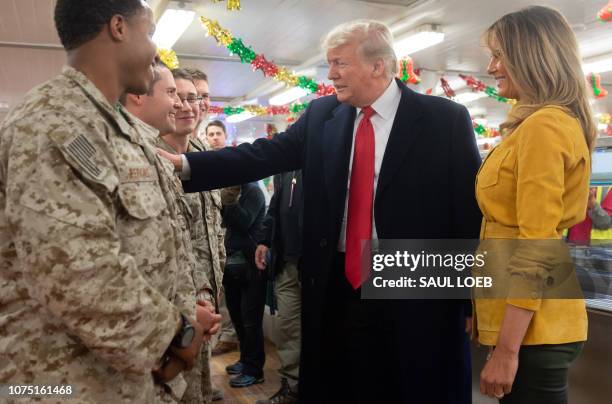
[171,314,195,349]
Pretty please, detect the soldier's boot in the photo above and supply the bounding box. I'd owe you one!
[255,378,298,404]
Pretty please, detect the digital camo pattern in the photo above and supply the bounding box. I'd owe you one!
[0,67,196,403]
[156,137,225,404]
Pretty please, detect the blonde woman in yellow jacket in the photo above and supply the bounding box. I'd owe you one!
[475,6,596,404]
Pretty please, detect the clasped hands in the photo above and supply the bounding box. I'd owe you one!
[153,299,222,383]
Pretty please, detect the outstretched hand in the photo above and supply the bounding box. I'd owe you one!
[157,148,183,172]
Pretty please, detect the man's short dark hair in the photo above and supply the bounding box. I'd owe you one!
[184,68,208,83]
[55,0,146,50]
[206,120,226,134]
[171,68,194,83]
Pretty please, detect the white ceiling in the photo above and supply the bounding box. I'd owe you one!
[0,0,611,139]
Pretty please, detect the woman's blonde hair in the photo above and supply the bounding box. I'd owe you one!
[484,6,596,150]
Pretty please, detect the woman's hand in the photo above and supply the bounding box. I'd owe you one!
[480,346,518,400]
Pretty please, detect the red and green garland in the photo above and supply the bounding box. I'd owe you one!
[459,74,516,104]
[208,102,309,117]
[200,17,335,97]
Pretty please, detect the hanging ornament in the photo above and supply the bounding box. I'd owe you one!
[598,1,612,21]
[397,57,421,84]
[588,73,608,98]
[440,77,456,98]
[157,48,179,69]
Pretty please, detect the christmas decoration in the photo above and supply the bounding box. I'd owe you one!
[397,57,421,84]
[211,0,241,11]
[459,74,516,104]
[597,113,611,124]
[598,1,612,21]
[199,17,335,97]
[473,121,500,138]
[208,102,310,118]
[440,77,456,98]
[157,48,179,69]
[589,73,608,98]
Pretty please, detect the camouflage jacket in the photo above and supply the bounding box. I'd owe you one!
[157,137,225,304]
[0,67,196,403]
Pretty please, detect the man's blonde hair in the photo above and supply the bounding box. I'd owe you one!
[322,19,397,79]
[484,6,596,149]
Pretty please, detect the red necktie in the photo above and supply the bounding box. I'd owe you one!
[345,106,375,289]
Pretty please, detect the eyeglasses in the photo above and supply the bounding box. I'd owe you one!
[177,95,203,106]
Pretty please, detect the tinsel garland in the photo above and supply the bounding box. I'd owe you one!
[208,102,310,117]
[157,48,179,69]
[459,74,516,104]
[473,121,500,138]
[200,17,335,96]
[598,1,612,21]
[211,0,241,11]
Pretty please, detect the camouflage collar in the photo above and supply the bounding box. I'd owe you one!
[61,66,135,139]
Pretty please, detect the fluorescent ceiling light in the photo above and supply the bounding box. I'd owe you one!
[269,87,309,106]
[454,91,487,104]
[153,9,195,49]
[583,56,612,74]
[394,24,444,58]
[226,111,255,123]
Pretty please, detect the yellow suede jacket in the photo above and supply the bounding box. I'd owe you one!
[475,105,590,346]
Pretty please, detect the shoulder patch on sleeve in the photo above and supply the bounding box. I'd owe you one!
[66,134,102,178]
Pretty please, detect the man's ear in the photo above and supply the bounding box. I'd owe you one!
[127,93,144,106]
[372,58,386,78]
[108,14,128,43]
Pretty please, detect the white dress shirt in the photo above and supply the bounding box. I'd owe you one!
[338,79,402,251]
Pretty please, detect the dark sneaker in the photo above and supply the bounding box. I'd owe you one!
[255,378,298,404]
[225,361,244,375]
[212,341,239,356]
[229,373,265,388]
[211,387,224,401]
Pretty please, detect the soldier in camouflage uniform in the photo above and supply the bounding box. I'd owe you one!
[151,69,225,404]
[0,1,214,403]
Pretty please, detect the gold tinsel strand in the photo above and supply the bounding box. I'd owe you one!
[200,17,233,46]
[274,66,299,87]
[243,105,268,115]
[157,48,179,69]
[210,0,241,11]
[227,0,241,10]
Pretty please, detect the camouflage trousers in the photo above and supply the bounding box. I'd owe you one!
[180,341,213,404]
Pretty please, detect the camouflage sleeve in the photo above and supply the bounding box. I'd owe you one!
[10,143,180,375]
[173,227,198,319]
[155,155,198,319]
